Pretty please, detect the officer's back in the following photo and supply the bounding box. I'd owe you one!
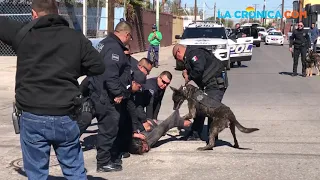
[0,6,104,115]
[89,29,131,99]
[0,0,105,178]
[184,46,225,89]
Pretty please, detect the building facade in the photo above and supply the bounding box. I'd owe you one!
[294,0,320,27]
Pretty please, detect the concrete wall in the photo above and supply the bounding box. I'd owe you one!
[172,16,184,44]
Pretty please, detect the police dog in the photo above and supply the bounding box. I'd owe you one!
[306,49,320,77]
[170,84,259,151]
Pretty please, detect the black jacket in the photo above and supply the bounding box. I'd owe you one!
[289,28,311,48]
[0,14,104,115]
[143,78,165,120]
[88,33,131,100]
[184,46,225,89]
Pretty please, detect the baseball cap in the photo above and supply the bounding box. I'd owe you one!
[132,70,146,85]
[152,24,157,29]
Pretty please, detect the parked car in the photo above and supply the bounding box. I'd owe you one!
[265,30,285,46]
[257,27,268,42]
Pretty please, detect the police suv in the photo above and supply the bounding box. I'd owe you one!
[175,21,254,70]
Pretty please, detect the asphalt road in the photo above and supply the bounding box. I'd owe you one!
[0,43,320,180]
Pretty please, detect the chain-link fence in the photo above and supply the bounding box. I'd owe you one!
[0,0,108,56]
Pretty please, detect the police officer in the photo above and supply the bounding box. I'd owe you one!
[172,44,228,141]
[0,0,105,178]
[289,21,312,77]
[229,23,246,39]
[119,70,147,155]
[143,71,172,121]
[88,21,132,172]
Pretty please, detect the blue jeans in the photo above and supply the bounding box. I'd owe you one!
[20,112,86,180]
[147,45,159,65]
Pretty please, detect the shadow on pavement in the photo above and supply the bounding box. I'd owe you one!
[14,167,108,180]
[279,72,305,77]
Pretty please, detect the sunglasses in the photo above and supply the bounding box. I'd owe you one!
[160,77,170,85]
[142,66,150,75]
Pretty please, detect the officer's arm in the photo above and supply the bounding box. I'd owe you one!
[289,31,296,48]
[127,99,145,132]
[306,33,311,48]
[0,17,24,47]
[103,48,124,97]
[136,105,147,123]
[188,53,206,81]
[80,35,105,76]
[152,92,164,120]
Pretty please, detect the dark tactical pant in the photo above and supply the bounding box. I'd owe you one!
[191,87,226,140]
[293,46,307,75]
[90,92,122,166]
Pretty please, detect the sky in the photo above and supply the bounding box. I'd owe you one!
[180,0,295,22]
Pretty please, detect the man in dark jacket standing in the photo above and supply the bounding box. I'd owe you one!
[289,21,311,77]
[88,21,132,172]
[172,44,228,141]
[310,23,319,52]
[0,0,105,179]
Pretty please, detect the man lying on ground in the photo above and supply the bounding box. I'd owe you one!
[129,110,192,154]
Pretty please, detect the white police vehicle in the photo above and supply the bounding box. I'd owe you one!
[175,21,253,70]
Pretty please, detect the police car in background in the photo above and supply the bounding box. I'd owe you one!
[175,21,254,70]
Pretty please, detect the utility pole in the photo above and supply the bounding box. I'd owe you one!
[194,0,197,21]
[299,0,304,22]
[263,0,266,26]
[156,0,159,29]
[280,0,284,33]
[214,2,216,22]
[203,1,205,20]
[83,0,87,36]
[107,0,114,33]
[252,4,259,22]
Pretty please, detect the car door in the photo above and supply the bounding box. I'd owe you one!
[227,32,254,59]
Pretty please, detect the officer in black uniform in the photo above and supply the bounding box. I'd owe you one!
[172,44,228,141]
[88,21,133,172]
[289,21,311,77]
[229,23,245,39]
[143,71,172,121]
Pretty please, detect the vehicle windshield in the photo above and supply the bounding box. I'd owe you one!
[268,32,282,36]
[181,27,227,39]
[258,28,266,32]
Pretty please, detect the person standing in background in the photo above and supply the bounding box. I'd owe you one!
[147,24,162,68]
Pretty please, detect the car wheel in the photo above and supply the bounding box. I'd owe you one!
[265,43,268,45]
[281,44,283,46]
[237,61,241,67]
[256,43,261,47]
